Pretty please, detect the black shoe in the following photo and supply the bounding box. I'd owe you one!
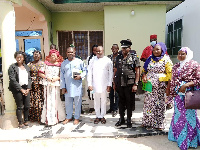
[127,118,132,128]
[115,118,125,126]
[112,111,117,117]
[89,108,95,113]
[106,109,112,114]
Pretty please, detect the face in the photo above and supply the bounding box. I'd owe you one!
[153,45,162,57]
[150,38,157,42]
[33,52,41,61]
[92,47,97,55]
[111,45,119,55]
[50,53,58,62]
[96,46,104,58]
[122,47,130,56]
[67,48,75,59]
[177,51,187,61]
[15,54,24,64]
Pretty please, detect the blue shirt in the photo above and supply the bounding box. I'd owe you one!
[60,58,86,97]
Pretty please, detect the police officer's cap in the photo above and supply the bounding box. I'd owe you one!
[120,40,132,48]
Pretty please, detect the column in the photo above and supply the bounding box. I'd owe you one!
[0,0,18,129]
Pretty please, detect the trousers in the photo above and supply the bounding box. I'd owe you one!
[118,85,135,119]
[94,91,107,118]
[12,85,30,124]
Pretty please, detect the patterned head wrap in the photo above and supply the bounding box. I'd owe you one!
[45,49,63,66]
[143,42,167,72]
[49,49,60,57]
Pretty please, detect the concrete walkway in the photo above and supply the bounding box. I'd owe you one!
[0,94,179,141]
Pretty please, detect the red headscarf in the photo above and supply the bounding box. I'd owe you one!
[45,49,64,67]
[150,34,157,40]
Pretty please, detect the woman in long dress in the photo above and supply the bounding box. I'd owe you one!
[142,42,173,130]
[39,49,65,126]
[168,47,200,150]
[28,50,44,122]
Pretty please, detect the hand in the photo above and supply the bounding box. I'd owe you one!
[88,86,93,91]
[132,85,137,92]
[74,75,81,80]
[142,75,147,83]
[24,89,30,96]
[62,88,67,95]
[166,88,170,96]
[107,86,111,92]
[46,77,52,82]
[179,84,187,93]
[20,89,26,95]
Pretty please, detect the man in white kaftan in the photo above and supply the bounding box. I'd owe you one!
[87,46,113,124]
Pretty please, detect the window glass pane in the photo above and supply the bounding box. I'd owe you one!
[173,47,179,55]
[16,39,19,51]
[16,31,42,36]
[74,31,88,60]
[89,31,103,55]
[58,31,73,59]
[177,29,182,47]
[24,39,41,64]
[174,30,177,49]
[167,33,172,55]
[174,19,182,30]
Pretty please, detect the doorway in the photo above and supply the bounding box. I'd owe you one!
[15,31,44,64]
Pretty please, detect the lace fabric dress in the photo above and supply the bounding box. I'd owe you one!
[39,64,65,125]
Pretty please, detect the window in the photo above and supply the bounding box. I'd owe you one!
[58,31,103,59]
[166,19,182,55]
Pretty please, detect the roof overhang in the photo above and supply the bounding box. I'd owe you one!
[37,0,184,12]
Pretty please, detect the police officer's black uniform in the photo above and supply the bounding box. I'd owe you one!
[114,40,140,128]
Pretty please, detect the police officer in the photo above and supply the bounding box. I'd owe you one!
[114,39,140,128]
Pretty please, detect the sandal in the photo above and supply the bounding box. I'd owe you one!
[94,118,100,124]
[101,117,106,124]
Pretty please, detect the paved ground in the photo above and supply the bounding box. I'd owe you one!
[0,94,200,150]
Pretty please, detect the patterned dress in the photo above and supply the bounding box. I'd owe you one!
[28,61,44,122]
[39,64,65,125]
[142,55,173,129]
[168,60,200,150]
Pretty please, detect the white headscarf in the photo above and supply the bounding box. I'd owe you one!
[178,47,193,69]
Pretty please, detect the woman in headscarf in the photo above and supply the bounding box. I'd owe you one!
[168,47,200,150]
[38,49,65,126]
[142,42,173,130]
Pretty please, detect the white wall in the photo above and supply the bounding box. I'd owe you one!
[166,0,200,63]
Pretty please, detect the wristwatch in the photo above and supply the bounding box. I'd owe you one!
[134,82,139,86]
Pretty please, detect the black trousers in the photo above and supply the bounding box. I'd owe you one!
[12,85,30,124]
[118,85,135,119]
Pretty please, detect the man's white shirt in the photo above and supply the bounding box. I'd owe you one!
[87,56,113,93]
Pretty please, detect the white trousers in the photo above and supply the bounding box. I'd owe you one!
[94,91,107,118]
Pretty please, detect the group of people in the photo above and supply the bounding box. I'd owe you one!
[8,35,200,149]
[140,34,200,150]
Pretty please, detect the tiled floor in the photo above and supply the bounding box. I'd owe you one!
[0,94,178,141]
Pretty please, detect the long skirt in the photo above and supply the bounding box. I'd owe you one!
[41,85,65,125]
[168,94,200,150]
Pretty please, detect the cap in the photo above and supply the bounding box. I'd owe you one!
[150,34,157,40]
[120,40,132,48]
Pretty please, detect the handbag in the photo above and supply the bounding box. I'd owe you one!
[184,87,200,109]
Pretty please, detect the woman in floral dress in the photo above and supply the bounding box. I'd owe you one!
[28,50,44,122]
[39,49,65,126]
[168,47,200,150]
[142,42,173,130]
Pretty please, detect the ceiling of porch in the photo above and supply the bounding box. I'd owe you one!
[37,0,183,12]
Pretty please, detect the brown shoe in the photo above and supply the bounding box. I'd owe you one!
[62,119,72,125]
[73,119,79,125]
